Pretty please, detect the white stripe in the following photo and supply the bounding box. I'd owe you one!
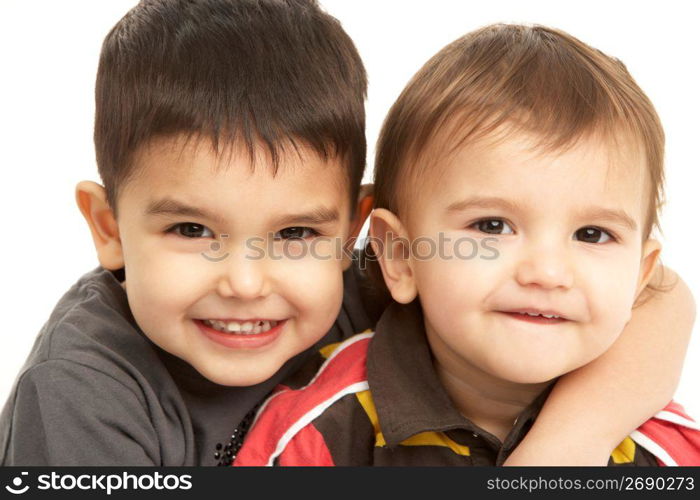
[250,390,285,428]
[304,332,374,388]
[250,332,374,429]
[630,430,678,466]
[265,380,370,466]
[653,411,700,431]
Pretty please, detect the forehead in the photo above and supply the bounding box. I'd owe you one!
[118,135,350,217]
[410,130,649,224]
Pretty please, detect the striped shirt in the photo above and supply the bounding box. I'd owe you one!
[236,301,700,466]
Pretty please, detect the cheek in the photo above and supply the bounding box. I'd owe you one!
[414,229,509,289]
[121,235,213,318]
[273,253,345,322]
[412,244,500,329]
[580,251,642,327]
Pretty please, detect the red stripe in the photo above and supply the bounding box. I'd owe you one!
[637,401,700,466]
[234,336,371,466]
[278,424,335,466]
[661,401,694,421]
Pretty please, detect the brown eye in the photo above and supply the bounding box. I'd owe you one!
[173,223,214,238]
[574,227,612,243]
[474,219,514,235]
[275,227,318,240]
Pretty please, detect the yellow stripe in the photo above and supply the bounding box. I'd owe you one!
[355,390,469,456]
[319,342,341,359]
[318,330,373,359]
[400,431,471,456]
[610,437,636,464]
[356,390,386,446]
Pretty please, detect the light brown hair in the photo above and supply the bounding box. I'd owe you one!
[373,24,664,236]
[367,23,665,294]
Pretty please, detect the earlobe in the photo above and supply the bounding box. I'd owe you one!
[75,181,124,270]
[369,208,417,304]
[635,239,662,298]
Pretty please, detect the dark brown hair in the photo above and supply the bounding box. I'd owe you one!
[368,24,665,289]
[95,0,367,212]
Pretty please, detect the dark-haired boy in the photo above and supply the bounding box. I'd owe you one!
[0,0,371,465]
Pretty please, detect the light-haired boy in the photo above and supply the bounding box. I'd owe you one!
[235,24,700,466]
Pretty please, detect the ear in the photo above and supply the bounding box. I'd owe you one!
[369,208,417,304]
[75,181,124,270]
[342,184,374,270]
[635,238,662,299]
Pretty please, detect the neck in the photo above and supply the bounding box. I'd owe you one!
[425,324,551,443]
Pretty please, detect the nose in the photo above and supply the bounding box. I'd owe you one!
[515,238,574,290]
[216,245,270,300]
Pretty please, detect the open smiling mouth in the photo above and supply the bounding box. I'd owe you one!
[194,319,288,349]
[202,319,281,335]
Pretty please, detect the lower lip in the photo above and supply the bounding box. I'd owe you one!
[195,319,286,349]
[500,312,568,325]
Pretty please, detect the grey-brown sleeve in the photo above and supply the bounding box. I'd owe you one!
[2,360,159,466]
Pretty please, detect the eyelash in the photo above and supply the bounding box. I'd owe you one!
[468,218,515,235]
[165,223,321,241]
[469,218,618,244]
[273,227,321,240]
[574,226,618,244]
[166,222,215,239]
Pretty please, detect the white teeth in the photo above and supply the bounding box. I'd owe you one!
[203,319,280,335]
[521,312,560,319]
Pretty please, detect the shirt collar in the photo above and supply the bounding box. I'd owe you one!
[366,300,552,450]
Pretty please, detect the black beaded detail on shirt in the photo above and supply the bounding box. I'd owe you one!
[214,402,261,466]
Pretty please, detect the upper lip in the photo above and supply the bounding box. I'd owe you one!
[499,308,570,320]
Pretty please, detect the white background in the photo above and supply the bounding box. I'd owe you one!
[0,1,698,418]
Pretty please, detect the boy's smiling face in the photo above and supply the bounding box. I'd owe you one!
[109,136,353,386]
[377,130,660,386]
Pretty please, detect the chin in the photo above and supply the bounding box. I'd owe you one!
[505,371,560,385]
[487,359,565,385]
[209,373,273,387]
[196,363,278,387]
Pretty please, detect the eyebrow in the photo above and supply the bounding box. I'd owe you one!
[145,197,340,227]
[271,207,340,227]
[446,196,525,214]
[578,207,638,232]
[446,196,638,231]
[145,198,225,224]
